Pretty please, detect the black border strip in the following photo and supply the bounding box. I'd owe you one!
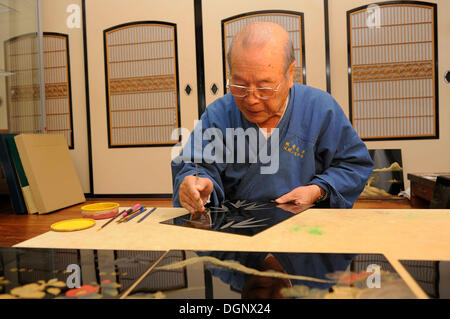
[82,0,94,196]
[43,32,75,150]
[221,10,307,95]
[3,39,8,131]
[103,21,181,148]
[324,0,331,93]
[300,11,307,84]
[432,2,439,140]
[347,1,439,141]
[194,0,206,117]
[435,260,440,298]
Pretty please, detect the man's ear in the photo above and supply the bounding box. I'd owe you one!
[287,60,296,87]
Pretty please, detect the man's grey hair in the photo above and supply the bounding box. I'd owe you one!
[227,22,295,75]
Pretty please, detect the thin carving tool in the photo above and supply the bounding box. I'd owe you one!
[97,210,124,231]
[137,207,157,223]
[124,207,147,222]
[97,206,133,231]
[116,204,141,223]
[195,164,203,210]
[120,206,145,222]
[118,206,144,223]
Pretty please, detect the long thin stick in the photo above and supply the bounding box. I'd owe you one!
[117,206,142,223]
[119,251,169,299]
[195,164,202,208]
[137,207,157,223]
[123,207,147,222]
[97,209,126,231]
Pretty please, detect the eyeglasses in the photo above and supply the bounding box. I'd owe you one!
[226,78,283,100]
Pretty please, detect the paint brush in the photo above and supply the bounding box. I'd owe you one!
[97,208,127,231]
[117,206,143,223]
[137,207,157,223]
[116,204,141,223]
[120,206,145,221]
[123,207,147,222]
[195,164,203,210]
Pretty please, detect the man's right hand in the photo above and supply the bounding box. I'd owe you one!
[179,175,214,214]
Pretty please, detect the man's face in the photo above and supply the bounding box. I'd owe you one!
[230,44,295,129]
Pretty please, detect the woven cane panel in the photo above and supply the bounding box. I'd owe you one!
[42,34,73,148]
[5,35,42,134]
[115,250,186,293]
[349,4,437,139]
[223,12,304,86]
[5,34,74,147]
[105,23,179,146]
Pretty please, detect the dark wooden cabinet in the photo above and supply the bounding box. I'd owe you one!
[408,173,450,208]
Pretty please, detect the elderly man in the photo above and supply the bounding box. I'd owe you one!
[172,22,373,213]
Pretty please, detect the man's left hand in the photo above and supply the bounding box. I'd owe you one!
[274,185,325,205]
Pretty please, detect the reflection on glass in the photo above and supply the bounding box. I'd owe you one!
[400,259,448,299]
[131,251,419,299]
[0,0,43,133]
[0,247,169,299]
[360,149,405,199]
[1,247,446,299]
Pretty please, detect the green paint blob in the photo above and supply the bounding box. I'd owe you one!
[307,228,323,235]
[292,225,307,232]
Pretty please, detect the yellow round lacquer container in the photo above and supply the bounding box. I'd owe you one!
[81,202,120,220]
[51,218,96,232]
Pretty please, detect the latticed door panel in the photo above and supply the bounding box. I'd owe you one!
[5,33,74,148]
[42,33,73,148]
[104,22,180,147]
[5,34,42,135]
[348,3,438,140]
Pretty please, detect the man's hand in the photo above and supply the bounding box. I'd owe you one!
[276,203,312,214]
[274,185,325,205]
[179,175,214,214]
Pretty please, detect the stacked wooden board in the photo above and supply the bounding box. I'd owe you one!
[0,133,85,214]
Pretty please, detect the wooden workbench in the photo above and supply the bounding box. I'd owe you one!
[11,207,450,299]
[14,207,450,260]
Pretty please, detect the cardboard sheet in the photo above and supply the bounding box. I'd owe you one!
[14,134,85,214]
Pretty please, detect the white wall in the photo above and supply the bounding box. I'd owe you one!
[329,0,450,190]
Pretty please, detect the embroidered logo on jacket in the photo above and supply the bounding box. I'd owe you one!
[283,141,305,158]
